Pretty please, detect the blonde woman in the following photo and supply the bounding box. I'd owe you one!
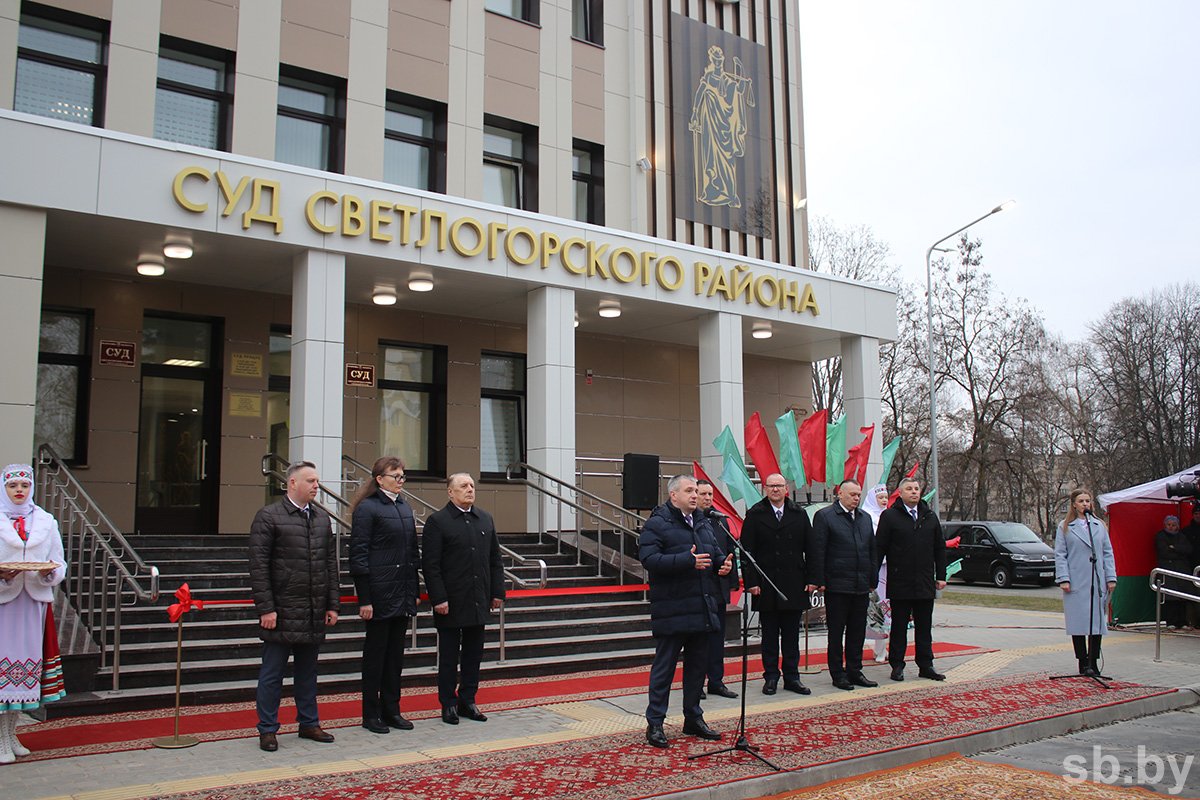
[1054,488,1117,676]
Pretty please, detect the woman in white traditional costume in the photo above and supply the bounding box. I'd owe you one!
[0,464,67,763]
[1054,487,1116,677]
[862,483,892,662]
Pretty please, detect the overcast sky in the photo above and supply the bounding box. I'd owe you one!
[797,1,1200,341]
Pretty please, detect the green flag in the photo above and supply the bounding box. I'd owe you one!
[721,453,762,504]
[712,425,745,471]
[877,437,901,488]
[774,410,806,486]
[825,414,847,489]
[923,487,937,504]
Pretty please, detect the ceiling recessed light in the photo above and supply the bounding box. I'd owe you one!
[408,276,434,292]
[751,322,773,339]
[373,290,397,306]
[163,241,193,259]
[137,260,165,276]
[598,300,621,319]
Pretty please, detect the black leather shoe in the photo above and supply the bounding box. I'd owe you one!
[782,680,812,695]
[708,683,738,699]
[918,668,946,681]
[681,717,721,741]
[457,702,488,722]
[382,713,414,731]
[832,676,855,690]
[362,717,390,734]
[298,726,335,743]
[441,706,459,725]
[849,672,878,688]
[762,678,778,695]
[259,732,278,752]
[890,666,905,681]
[646,723,669,748]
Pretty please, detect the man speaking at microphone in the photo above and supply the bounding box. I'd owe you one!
[639,475,734,749]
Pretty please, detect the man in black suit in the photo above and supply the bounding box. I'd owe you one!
[741,474,812,696]
[421,472,505,724]
[875,477,947,681]
[696,479,739,699]
[808,479,878,691]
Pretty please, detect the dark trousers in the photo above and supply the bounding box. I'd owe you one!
[1072,633,1103,666]
[888,598,935,669]
[256,640,320,734]
[646,631,707,726]
[436,624,485,707]
[759,609,802,681]
[824,592,868,678]
[361,615,410,719]
[706,600,728,686]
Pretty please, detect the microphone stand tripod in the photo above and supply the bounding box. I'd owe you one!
[690,526,787,771]
[1050,512,1112,689]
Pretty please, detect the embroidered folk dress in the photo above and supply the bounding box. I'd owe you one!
[0,505,67,710]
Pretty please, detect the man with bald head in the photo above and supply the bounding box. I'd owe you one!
[740,474,812,695]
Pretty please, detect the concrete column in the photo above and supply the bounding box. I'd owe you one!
[105,0,161,136]
[698,312,744,486]
[538,0,572,217]
[841,335,883,485]
[446,0,485,198]
[290,250,346,493]
[0,206,46,463]
[526,286,575,534]
[0,0,19,111]
[344,0,388,180]
[232,0,281,160]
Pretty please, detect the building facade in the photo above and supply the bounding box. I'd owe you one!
[0,0,895,534]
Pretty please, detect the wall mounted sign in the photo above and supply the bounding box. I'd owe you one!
[346,363,376,387]
[230,352,263,377]
[229,392,262,417]
[98,339,137,367]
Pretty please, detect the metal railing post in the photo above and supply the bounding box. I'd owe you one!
[498,603,507,663]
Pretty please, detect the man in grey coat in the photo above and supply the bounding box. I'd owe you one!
[249,461,340,752]
[422,473,505,725]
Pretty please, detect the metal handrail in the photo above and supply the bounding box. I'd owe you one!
[524,461,648,532]
[1149,565,1200,662]
[261,454,352,560]
[35,443,160,690]
[342,455,437,530]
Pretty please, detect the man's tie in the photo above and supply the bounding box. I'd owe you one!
[775,507,783,522]
[684,514,692,527]
[910,507,918,523]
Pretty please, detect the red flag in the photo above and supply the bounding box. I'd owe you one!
[843,424,875,486]
[797,409,828,485]
[743,412,782,484]
[888,461,920,506]
[166,582,205,623]
[692,461,743,538]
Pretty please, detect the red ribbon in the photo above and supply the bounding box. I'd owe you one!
[14,516,26,542]
[166,582,205,622]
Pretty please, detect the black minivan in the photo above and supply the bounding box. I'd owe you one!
[943,521,1057,588]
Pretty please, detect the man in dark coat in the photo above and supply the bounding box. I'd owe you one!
[697,479,739,699]
[741,473,812,696]
[808,479,877,691]
[639,475,733,749]
[874,477,947,681]
[249,461,340,752]
[422,472,505,725]
[1183,505,1200,628]
[1154,514,1194,629]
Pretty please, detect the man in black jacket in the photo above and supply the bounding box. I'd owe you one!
[741,474,811,696]
[249,461,340,752]
[639,475,733,748]
[875,477,947,681]
[697,479,739,699]
[808,479,877,691]
[422,473,505,725]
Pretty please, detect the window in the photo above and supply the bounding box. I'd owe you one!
[35,308,91,463]
[485,0,538,24]
[572,0,602,45]
[276,69,344,172]
[483,119,538,211]
[572,140,604,224]
[266,327,291,496]
[480,353,525,477]
[14,8,106,126]
[155,39,232,150]
[384,94,446,192]
[379,344,446,477]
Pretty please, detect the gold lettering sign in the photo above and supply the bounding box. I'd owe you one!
[346,363,375,387]
[98,339,137,367]
[229,392,262,417]
[230,352,263,378]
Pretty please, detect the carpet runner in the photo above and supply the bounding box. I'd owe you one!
[133,673,1171,800]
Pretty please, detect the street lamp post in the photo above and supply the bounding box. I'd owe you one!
[925,201,1015,508]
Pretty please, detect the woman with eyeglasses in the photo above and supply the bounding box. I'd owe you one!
[349,457,420,733]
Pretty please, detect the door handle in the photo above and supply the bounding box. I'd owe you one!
[200,438,208,481]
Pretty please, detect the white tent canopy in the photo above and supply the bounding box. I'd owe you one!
[1098,464,1200,508]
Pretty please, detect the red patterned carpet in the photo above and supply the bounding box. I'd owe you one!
[19,641,991,761]
[140,673,1172,800]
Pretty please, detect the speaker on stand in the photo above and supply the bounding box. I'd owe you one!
[621,453,660,512]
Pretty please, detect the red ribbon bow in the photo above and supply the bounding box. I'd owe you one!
[167,582,205,623]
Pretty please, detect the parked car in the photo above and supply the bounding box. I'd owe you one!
[943,521,1057,588]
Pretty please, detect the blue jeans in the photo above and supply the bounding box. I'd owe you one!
[256,641,320,734]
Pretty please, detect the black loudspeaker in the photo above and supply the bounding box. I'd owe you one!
[622,453,660,510]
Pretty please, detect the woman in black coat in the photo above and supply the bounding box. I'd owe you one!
[349,457,420,733]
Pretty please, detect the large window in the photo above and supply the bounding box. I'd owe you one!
[155,39,232,150]
[572,0,602,45]
[266,327,291,497]
[14,8,106,126]
[379,344,446,477]
[384,94,445,192]
[35,308,91,464]
[572,140,604,224]
[276,69,344,172]
[485,0,538,24]
[480,353,525,477]
[483,120,538,211]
